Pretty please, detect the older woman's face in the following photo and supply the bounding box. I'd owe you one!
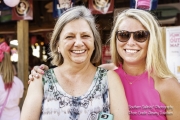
[116,18,149,65]
[58,19,95,64]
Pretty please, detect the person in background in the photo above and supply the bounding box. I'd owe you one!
[21,6,129,120]
[0,42,24,120]
[30,8,180,120]
[0,35,17,76]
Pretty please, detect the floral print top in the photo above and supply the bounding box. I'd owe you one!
[40,67,110,120]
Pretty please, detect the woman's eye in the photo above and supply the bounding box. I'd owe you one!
[82,35,89,38]
[66,36,73,39]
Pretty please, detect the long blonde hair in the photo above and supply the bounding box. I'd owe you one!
[110,9,175,79]
[0,52,14,90]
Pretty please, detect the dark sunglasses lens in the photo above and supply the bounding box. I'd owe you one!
[134,31,149,42]
[117,31,130,42]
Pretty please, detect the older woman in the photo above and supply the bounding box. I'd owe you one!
[21,6,129,120]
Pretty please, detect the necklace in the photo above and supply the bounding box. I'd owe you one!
[122,66,146,85]
[123,70,145,85]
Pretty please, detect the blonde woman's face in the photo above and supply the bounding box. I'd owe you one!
[58,19,95,65]
[116,18,149,65]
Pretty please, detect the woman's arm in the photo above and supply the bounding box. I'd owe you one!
[107,70,129,120]
[156,77,180,120]
[21,74,43,120]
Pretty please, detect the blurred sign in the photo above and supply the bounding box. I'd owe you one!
[53,0,74,18]
[130,0,158,10]
[0,0,11,22]
[12,0,33,20]
[114,3,180,25]
[166,26,180,82]
[89,0,114,14]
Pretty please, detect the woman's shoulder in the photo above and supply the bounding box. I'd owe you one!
[157,77,180,119]
[13,76,24,86]
[12,76,24,93]
[159,77,180,93]
[155,77,180,101]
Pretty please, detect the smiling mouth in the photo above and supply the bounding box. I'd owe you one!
[71,50,86,54]
[125,49,139,53]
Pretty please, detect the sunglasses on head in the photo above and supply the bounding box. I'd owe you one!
[116,30,150,42]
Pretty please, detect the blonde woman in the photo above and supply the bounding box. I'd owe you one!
[108,9,180,120]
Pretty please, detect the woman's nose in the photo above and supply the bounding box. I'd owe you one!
[127,33,136,46]
[74,37,84,47]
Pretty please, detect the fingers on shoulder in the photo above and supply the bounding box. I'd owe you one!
[29,74,43,87]
[40,64,49,70]
[33,74,43,82]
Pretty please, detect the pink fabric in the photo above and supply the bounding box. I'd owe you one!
[115,65,167,120]
[0,88,10,118]
[0,76,24,120]
[136,0,151,10]
[0,42,10,62]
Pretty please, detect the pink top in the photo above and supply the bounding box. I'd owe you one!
[0,76,24,120]
[115,65,167,120]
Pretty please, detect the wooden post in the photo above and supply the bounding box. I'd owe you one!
[17,20,29,108]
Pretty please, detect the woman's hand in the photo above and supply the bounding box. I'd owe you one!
[28,64,49,84]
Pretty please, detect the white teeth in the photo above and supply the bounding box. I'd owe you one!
[126,49,137,53]
[72,50,85,54]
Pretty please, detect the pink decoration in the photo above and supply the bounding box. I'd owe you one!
[4,0,20,7]
[136,0,151,10]
[0,42,10,62]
